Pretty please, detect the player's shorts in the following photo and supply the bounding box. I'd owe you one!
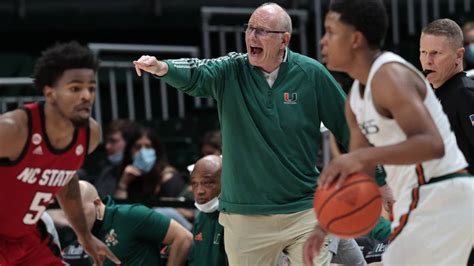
[0,220,65,266]
[355,236,386,263]
[383,173,474,265]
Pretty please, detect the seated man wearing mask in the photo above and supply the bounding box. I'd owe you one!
[79,180,192,265]
[189,155,227,266]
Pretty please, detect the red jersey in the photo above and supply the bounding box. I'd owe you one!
[0,102,89,239]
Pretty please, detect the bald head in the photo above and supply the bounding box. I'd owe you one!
[79,180,100,203]
[192,155,222,177]
[78,181,102,230]
[254,2,292,34]
[191,155,222,204]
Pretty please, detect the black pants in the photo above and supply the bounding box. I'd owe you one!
[468,249,474,266]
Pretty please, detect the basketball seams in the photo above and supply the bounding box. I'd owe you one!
[316,177,375,218]
[328,208,381,237]
[326,195,382,235]
[314,173,383,238]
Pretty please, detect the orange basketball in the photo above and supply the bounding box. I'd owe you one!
[314,172,382,238]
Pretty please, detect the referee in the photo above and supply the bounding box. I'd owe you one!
[420,18,474,174]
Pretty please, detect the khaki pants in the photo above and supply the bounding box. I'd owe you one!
[219,209,332,266]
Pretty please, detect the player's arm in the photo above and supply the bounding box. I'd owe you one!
[319,64,443,189]
[0,110,28,159]
[357,63,444,166]
[57,175,120,265]
[58,119,119,265]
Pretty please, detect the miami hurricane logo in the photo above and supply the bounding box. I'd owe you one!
[283,92,297,104]
[105,229,119,246]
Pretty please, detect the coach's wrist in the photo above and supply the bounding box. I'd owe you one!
[155,61,169,76]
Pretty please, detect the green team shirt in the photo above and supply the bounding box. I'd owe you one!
[160,49,349,214]
[95,196,171,266]
[189,211,227,266]
[367,216,391,242]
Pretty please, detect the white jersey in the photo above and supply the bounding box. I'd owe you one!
[349,52,467,200]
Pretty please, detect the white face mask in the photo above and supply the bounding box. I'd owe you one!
[194,197,219,213]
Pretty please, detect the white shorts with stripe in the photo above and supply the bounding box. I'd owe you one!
[383,173,474,265]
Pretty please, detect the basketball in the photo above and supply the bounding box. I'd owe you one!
[314,173,383,238]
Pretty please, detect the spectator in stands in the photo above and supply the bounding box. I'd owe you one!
[462,21,474,77]
[420,18,474,174]
[133,3,366,264]
[201,129,221,156]
[112,124,192,230]
[104,119,136,166]
[94,119,139,197]
[114,124,185,202]
[187,129,222,173]
[188,155,227,266]
[72,181,192,265]
[78,119,136,184]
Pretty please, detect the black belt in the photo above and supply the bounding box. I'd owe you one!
[427,169,471,185]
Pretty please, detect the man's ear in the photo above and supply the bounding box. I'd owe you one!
[93,197,102,206]
[43,85,54,100]
[455,46,465,67]
[352,31,366,50]
[281,32,291,49]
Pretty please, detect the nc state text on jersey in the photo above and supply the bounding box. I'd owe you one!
[16,168,76,187]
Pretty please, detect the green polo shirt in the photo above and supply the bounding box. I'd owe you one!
[189,211,227,266]
[96,196,171,265]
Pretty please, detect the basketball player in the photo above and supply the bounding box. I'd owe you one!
[0,42,120,265]
[303,0,474,265]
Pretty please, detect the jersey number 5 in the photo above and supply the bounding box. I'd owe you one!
[23,192,53,225]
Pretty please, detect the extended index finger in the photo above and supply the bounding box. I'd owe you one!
[104,248,121,265]
[133,61,142,76]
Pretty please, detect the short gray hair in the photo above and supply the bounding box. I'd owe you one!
[422,18,463,49]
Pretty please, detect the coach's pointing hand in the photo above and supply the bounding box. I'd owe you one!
[133,55,168,77]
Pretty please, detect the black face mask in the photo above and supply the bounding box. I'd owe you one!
[91,218,104,236]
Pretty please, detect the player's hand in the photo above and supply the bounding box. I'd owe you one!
[380,184,395,213]
[319,152,365,190]
[303,225,327,266]
[133,55,164,76]
[79,234,121,266]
